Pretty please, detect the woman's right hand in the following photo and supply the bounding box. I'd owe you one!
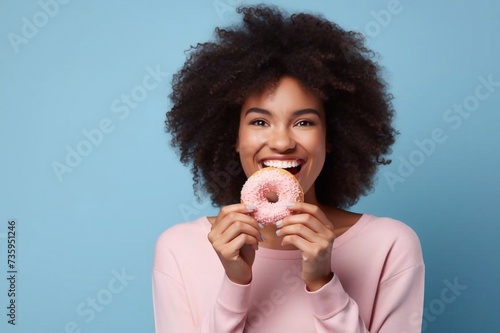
[208,204,261,285]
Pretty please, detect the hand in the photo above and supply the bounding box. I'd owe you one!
[207,204,261,285]
[276,202,336,291]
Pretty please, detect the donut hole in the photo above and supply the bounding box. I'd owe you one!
[265,191,279,203]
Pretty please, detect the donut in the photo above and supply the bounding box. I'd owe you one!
[241,167,304,225]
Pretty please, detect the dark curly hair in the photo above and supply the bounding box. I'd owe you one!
[165,4,397,208]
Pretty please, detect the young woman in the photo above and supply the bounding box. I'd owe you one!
[153,5,424,332]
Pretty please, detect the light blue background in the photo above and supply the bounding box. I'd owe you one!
[1,0,499,332]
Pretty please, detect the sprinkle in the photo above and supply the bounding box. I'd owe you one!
[241,167,303,225]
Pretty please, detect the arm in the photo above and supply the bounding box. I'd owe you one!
[307,264,424,333]
[278,204,425,332]
[153,204,261,333]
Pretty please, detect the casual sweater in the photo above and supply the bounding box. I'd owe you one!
[152,214,425,332]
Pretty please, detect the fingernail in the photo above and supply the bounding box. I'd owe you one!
[275,220,283,227]
[246,204,257,210]
[276,229,281,236]
[258,223,264,229]
[260,233,265,242]
[285,202,295,207]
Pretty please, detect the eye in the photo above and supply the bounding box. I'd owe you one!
[295,120,314,127]
[250,119,268,127]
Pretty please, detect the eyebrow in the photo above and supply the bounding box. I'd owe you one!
[244,107,322,118]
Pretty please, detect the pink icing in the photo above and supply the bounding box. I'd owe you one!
[240,168,303,225]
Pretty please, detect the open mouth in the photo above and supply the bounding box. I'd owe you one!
[261,160,303,176]
[285,165,301,175]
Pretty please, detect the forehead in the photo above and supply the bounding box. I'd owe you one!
[241,76,324,113]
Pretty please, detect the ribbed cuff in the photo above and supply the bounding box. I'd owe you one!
[217,274,253,313]
[306,274,350,319]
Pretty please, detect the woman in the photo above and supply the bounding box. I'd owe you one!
[153,5,424,332]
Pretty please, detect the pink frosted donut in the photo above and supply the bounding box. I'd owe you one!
[241,167,304,225]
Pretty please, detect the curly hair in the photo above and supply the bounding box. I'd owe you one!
[165,4,397,208]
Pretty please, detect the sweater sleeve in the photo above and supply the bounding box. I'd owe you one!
[306,264,424,333]
[152,246,253,333]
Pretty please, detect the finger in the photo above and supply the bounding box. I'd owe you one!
[215,220,262,245]
[216,203,257,223]
[278,221,335,247]
[284,202,333,229]
[280,213,329,234]
[214,210,257,229]
[276,222,320,243]
[280,234,313,254]
[218,234,259,259]
[210,210,258,236]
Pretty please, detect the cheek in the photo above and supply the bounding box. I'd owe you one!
[307,133,327,170]
[237,131,268,154]
[305,131,327,152]
[237,130,268,176]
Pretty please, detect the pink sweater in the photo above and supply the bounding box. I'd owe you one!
[152,214,424,332]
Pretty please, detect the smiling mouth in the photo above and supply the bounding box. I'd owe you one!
[261,160,303,175]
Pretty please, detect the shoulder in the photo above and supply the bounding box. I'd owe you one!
[362,215,421,245]
[354,214,424,272]
[153,217,213,273]
[155,217,211,253]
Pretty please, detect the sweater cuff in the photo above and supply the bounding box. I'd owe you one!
[216,274,252,313]
[305,274,350,319]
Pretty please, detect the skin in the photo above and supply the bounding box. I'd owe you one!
[207,76,362,291]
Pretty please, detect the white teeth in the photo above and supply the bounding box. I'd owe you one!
[263,160,300,169]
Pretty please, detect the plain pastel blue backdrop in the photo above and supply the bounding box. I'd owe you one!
[1,0,499,332]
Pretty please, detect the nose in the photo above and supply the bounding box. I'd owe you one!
[267,127,296,152]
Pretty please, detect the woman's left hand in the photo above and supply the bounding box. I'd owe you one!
[276,202,336,291]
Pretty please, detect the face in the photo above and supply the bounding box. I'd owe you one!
[236,76,328,202]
